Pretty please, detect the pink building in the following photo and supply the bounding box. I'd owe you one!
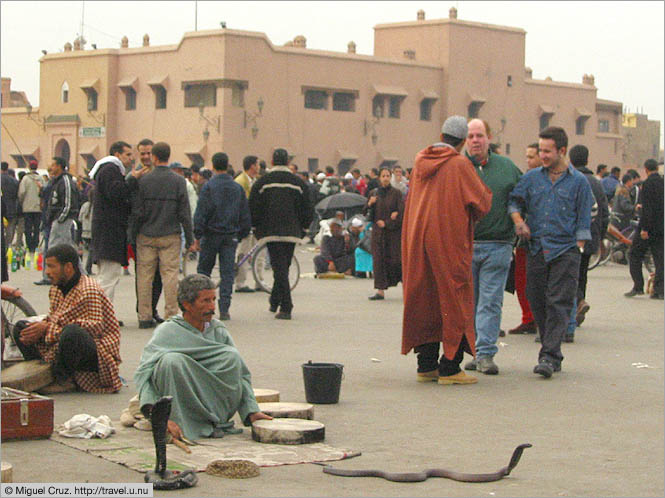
[1,8,654,176]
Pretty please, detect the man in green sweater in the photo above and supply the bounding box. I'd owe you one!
[464,119,522,375]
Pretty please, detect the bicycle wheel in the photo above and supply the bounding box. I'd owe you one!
[588,238,612,270]
[252,243,300,293]
[2,296,37,337]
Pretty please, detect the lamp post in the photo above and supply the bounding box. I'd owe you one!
[25,104,46,130]
[198,102,220,133]
[364,116,380,145]
[243,97,264,139]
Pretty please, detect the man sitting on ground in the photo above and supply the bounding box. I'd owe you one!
[12,244,122,394]
[347,217,364,249]
[313,218,355,275]
[134,274,271,441]
[314,210,345,246]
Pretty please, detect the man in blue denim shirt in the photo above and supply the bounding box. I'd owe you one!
[508,127,593,378]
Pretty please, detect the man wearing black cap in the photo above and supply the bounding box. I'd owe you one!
[249,148,312,319]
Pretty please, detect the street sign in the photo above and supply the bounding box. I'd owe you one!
[79,127,106,137]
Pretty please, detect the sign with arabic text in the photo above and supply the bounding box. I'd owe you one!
[79,127,106,137]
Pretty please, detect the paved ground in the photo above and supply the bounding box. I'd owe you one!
[1,247,663,497]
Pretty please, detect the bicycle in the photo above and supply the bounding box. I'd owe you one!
[1,286,37,364]
[234,235,302,293]
[588,217,653,272]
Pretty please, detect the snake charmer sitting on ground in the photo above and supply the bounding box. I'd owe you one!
[11,243,122,394]
[134,274,271,442]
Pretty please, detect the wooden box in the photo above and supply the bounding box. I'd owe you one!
[1,387,53,440]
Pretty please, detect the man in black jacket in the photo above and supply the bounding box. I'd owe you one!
[249,148,312,319]
[1,162,19,248]
[626,159,664,299]
[90,141,145,309]
[46,157,79,252]
[193,152,251,320]
[569,145,609,327]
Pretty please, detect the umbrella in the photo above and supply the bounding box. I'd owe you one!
[315,192,367,212]
[314,192,368,219]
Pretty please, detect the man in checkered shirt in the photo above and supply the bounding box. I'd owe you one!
[12,244,122,393]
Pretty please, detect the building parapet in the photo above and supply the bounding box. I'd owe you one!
[0,107,32,115]
[374,17,526,35]
[596,98,622,110]
[44,114,80,124]
[40,28,442,70]
[525,78,595,91]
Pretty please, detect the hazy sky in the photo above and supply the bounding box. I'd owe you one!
[2,1,663,146]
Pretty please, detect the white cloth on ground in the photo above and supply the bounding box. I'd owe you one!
[59,414,115,439]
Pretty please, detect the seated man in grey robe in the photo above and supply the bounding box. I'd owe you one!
[313,218,355,275]
[134,274,271,441]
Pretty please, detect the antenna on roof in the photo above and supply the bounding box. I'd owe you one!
[80,1,85,44]
[195,0,198,31]
[74,0,86,49]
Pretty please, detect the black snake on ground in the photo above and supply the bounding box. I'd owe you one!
[320,443,532,483]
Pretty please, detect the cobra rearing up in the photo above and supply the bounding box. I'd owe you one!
[321,443,532,483]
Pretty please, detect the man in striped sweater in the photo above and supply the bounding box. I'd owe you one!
[249,149,312,319]
[46,156,79,252]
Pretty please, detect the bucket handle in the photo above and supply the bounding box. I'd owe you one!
[306,361,345,380]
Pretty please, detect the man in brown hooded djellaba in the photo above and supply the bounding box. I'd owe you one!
[401,116,492,385]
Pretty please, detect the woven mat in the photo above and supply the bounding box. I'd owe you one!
[51,423,360,474]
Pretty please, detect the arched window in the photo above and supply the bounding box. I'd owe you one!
[61,81,69,103]
[54,138,71,165]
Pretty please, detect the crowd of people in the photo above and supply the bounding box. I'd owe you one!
[0,115,662,442]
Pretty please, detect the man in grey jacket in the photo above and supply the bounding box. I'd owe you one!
[131,142,194,327]
[18,160,46,255]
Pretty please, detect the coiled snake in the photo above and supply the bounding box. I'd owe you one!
[321,443,532,483]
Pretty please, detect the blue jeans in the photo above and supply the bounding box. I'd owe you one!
[472,242,513,358]
[197,233,238,314]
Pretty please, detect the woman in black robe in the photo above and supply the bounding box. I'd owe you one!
[365,167,404,300]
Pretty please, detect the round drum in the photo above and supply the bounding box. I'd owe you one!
[251,418,324,445]
[258,402,314,420]
[1,461,13,483]
[253,388,280,403]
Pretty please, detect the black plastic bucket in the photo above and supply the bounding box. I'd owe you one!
[302,361,344,404]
